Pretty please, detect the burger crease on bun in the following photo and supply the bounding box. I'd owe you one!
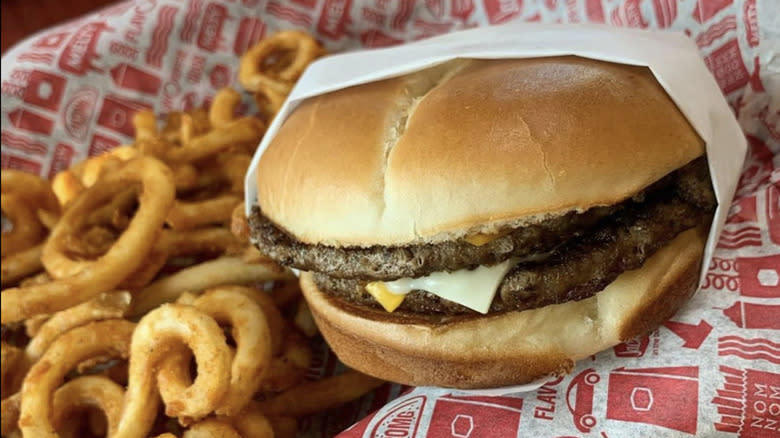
[249,56,716,388]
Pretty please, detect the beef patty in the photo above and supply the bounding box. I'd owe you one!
[250,157,715,316]
[314,195,709,315]
[251,158,712,279]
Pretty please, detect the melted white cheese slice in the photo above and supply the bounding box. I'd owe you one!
[381,258,518,314]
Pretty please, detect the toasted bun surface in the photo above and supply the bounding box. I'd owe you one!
[301,227,706,388]
[257,56,704,246]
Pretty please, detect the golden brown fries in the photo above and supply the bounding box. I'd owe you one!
[239,30,325,123]
[166,194,243,230]
[261,330,313,393]
[1,244,44,287]
[229,410,276,438]
[19,320,135,437]
[230,202,251,241]
[1,171,60,260]
[51,375,125,437]
[253,371,385,417]
[0,343,22,399]
[0,29,381,438]
[2,157,175,324]
[210,87,243,129]
[132,110,158,141]
[254,84,288,122]
[183,419,242,438]
[131,256,293,315]
[0,393,21,437]
[1,170,61,214]
[23,292,131,367]
[1,194,45,258]
[239,30,325,94]
[165,117,266,163]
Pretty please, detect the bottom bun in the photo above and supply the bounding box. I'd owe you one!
[301,227,706,389]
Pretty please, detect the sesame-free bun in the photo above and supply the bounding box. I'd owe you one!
[300,227,706,389]
[256,56,704,246]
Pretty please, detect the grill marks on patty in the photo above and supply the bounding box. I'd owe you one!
[311,194,708,315]
[497,198,705,309]
[250,158,715,316]
[252,205,614,280]
[250,167,682,280]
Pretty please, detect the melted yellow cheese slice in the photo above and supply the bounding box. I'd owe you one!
[365,282,405,312]
[368,259,518,314]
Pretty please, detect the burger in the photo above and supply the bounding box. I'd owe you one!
[248,56,716,388]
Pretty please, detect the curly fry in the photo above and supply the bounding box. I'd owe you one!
[266,416,298,438]
[220,285,285,355]
[189,288,272,416]
[1,194,45,257]
[254,83,288,121]
[0,292,132,418]
[24,292,131,365]
[1,157,176,324]
[23,313,49,338]
[174,153,250,198]
[18,320,135,438]
[119,251,169,290]
[1,343,22,398]
[160,111,184,144]
[218,153,252,193]
[294,298,319,337]
[80,146,139,188]
[229,408,275,438]
[172,163,199,191]
[51,375,125,437]
[52,147,139,207]
[51,169,85,208]
[254,371,384,417]
[121,304,231,428]
[183,419,241,438]
[180,108,211,145]
[230,202,250,242]
[166,194,242,230]
[1,244,44,287]
[177,165,225,194]
[131,256,292,316]
[210,88,242,129]
[83,186,138,230]
[166,117,265,163]
[60,225,117,260]
[120,226,241,290]
[163,227,242,256]
[0,393,20,437]
[238,30,324,93]
[261,329,312,393]
[36,208,59,230]
[136,137,174,159]
[1,170,60,215]
[132,110,158,141]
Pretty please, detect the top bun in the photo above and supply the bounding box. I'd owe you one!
[256,56,704,246]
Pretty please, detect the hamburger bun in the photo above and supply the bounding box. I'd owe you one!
[256,56,703,246]
[300,227,706,388]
